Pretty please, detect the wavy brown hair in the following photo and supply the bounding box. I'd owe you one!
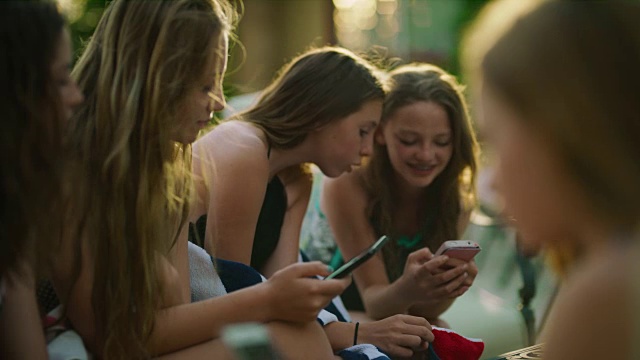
[362,64,479,279]
[67,0,235,357]
[0,1,65,278]
[236,47,385,149]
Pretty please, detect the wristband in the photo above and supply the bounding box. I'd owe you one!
[353,321,360,346]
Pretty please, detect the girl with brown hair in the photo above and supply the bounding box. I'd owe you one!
[305,63,480,328]
[191,47,436,358]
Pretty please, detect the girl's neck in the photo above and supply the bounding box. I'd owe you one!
[389,172,430,235]
[265,139,315,180]
[392,171,427,207]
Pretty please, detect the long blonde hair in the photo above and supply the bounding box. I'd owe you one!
[68,0,234,357]
[364,64,478,279]
[467,0,640,272]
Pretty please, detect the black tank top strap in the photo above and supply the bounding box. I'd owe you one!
[251,176,286,271]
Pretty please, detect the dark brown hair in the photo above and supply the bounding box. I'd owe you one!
[0,1,65,277]
[237,47,385,149]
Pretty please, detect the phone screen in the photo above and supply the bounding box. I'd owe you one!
[325,235,389,279]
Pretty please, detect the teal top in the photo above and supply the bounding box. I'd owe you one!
[396,233,423,248]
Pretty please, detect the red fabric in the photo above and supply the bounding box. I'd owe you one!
[431,326,484,360]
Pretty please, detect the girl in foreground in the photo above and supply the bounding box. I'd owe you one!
[57,1,347,358]
[466,0,640,358]
[0,1,83,358]
[305,63,479,326]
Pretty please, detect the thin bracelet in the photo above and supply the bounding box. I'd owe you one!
[353,321,360,346]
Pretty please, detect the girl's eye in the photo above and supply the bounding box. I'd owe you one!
[399,139,417,146]
[435,140,451,147]
[359,129,369,137]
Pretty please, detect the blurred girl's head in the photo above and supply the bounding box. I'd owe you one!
[468,0,640,251]
[0,0,81,276]
[239,47,386,177]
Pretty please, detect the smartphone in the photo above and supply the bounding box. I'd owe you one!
[434,240,481,261]
[222,322,281,360]
[325,235,390,279]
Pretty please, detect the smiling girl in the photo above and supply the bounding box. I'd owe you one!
[305,64,480,326]
[190,48,437,358]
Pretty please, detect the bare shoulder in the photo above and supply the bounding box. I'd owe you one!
[543,246,634,359]
[279,165,313,208]
[194,121,269,176]
[322,168,368,210]
[194,121,267,163]
[191,121,269,219]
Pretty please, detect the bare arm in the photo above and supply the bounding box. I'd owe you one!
[322,173,410,319]
[261,167,312,277]
[0,263,48,360]
[323,314,434,358]
[322,173,468,320]
[193,125,270,266]
[58,243,350,357]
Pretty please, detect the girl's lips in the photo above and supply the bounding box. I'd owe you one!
[408,163,437,176]
[408,163,436,170]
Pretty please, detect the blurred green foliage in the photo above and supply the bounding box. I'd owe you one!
[64,0,487,93]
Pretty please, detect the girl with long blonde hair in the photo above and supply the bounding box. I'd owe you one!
[57,1,346,358]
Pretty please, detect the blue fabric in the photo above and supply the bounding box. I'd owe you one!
[214,257,264,292]
[300,250,349,322]
[336,344,390,360]
[214,256,394,360]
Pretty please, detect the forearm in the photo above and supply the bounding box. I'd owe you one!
[169,227,192,304]
[408,298,456,321]
[149,285,272,355]
[269,321,338,360]
[362,283,414,320]
[261,246,298,278]
[323,321,357,352]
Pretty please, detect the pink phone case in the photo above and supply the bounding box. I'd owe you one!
[439,247,481,261]
[435,240,481,261]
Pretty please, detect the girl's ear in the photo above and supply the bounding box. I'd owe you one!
[375,126,386,146]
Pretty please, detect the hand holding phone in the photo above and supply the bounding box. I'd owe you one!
[434,240,481,262]
[325,235,390,279]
